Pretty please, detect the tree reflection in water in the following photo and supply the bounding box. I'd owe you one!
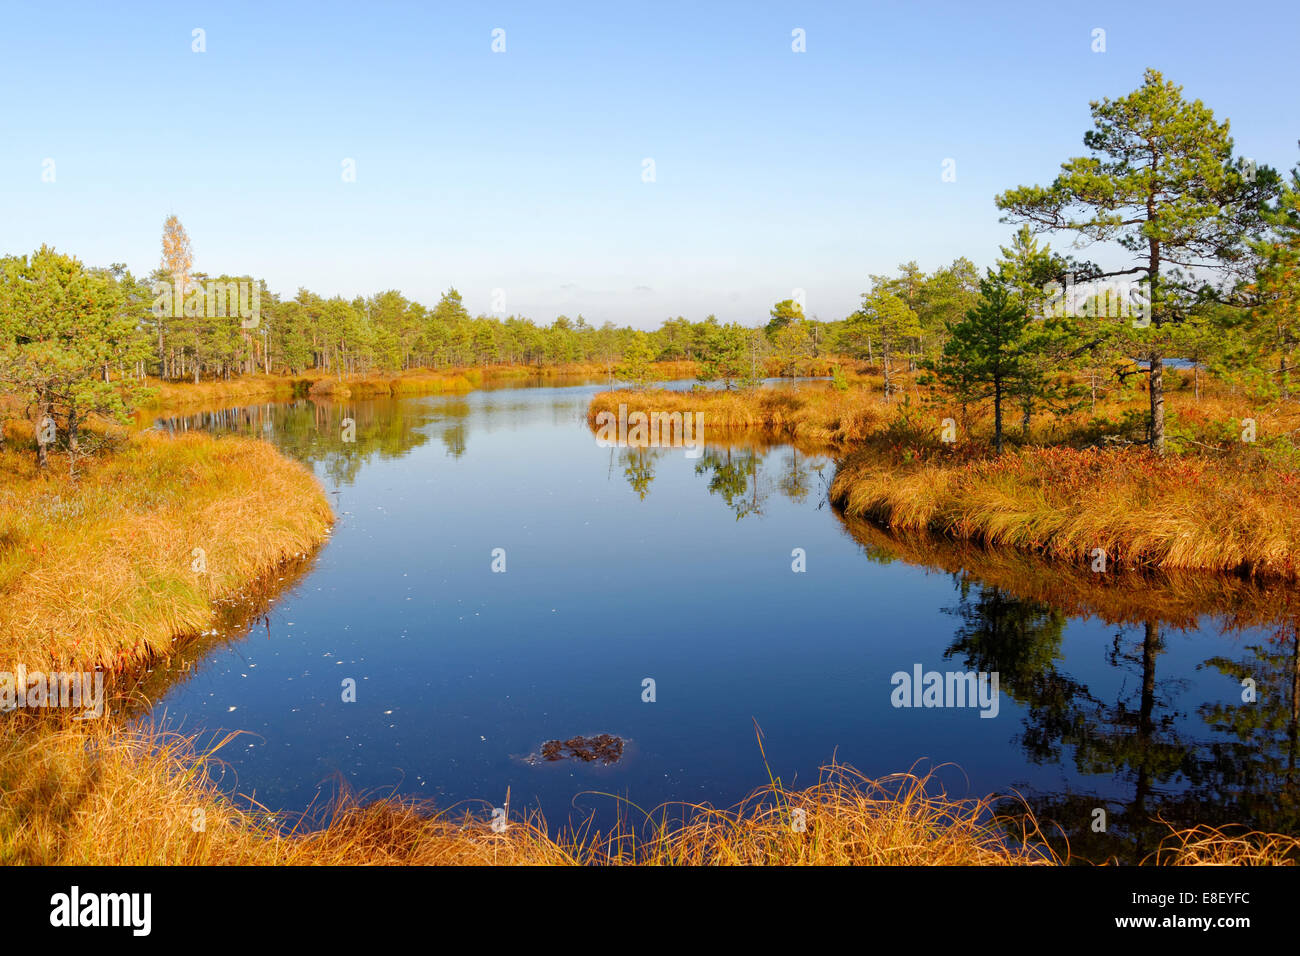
[843,516,1300,863]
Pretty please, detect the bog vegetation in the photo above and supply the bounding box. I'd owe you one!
[0,423,333,672]
[590,69,1300,575]
[2,67,1299,865]
[4,720,1296,866]
[6,71,1295,477]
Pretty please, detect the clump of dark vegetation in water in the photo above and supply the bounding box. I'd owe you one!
[538,734,625,765]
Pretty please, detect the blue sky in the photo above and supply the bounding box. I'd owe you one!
[2,1,1296,327]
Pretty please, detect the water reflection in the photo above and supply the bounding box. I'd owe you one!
[153,398,452,488]
[841,517,1300,862]
[777,449,821,505]
[603,441,832,518]
[1193,616,1300,837]
[138,388,1300,862]
[619,447,656,500]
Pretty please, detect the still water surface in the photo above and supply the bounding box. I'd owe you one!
[143,380,1300,860]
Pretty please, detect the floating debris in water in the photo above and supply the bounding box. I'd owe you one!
[534,734,625,766]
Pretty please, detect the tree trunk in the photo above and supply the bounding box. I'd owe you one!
[68,405,80,456]
[1149,353,1165,454]
[1146,206,1165,454]
[993,379,1004,455]
[35,393,51,469]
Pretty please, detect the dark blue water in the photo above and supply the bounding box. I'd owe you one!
[143,381,1300,859]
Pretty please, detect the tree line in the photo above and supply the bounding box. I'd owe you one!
[2,69,1297,466]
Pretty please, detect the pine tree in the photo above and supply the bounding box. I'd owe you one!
[848,285,921,400]
[1252,167,1300,399]
[931,273,1034,454]
[996,69,1281,453]
[0,247,144,469]
[995,227,1080,431]
[696,319,750,389]
[616,330,657,387]
[764,298,804,341]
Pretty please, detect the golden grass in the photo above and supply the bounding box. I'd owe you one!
[831,444,1300,577]
[593,370,1300,455]
[588,384,891,449]
[839,515,1300,631]
[4,363,1297,864]
[144,361,704,410]
[307,369,479,399]
[141,374,307,409]
[1146,825,1300,866]
[305,361,705,399]
[590,375,1300,576]
[0,720,1043,865]
[606,762,1047,865]
[0,721,580,865]
[2,720,1294,865]
[0,424,333,671]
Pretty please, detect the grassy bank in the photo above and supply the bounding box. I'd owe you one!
[841,515,1300,630]
[305,368,480,399]
[144,360,704,411]
[591,374,1300,453]
[587,383,890,448]
[5,367,1296,864]
[0,423,333,671]
[591,379,1300,575]
[0,722,1038,865]
[142,374,303,410]
[831,444,1300,577]
[5,720,1293,865]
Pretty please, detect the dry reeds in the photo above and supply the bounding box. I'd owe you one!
[587,384,890,449]
[1146,824,1300,865]
[831,444,1300,577]
[3,721,1294,865]
[0,721,1042,866]
[0,428,333,671]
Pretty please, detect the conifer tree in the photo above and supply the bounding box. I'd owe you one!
[996,69,1280,452]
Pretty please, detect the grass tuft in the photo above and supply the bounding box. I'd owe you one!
[0,427,333,671]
